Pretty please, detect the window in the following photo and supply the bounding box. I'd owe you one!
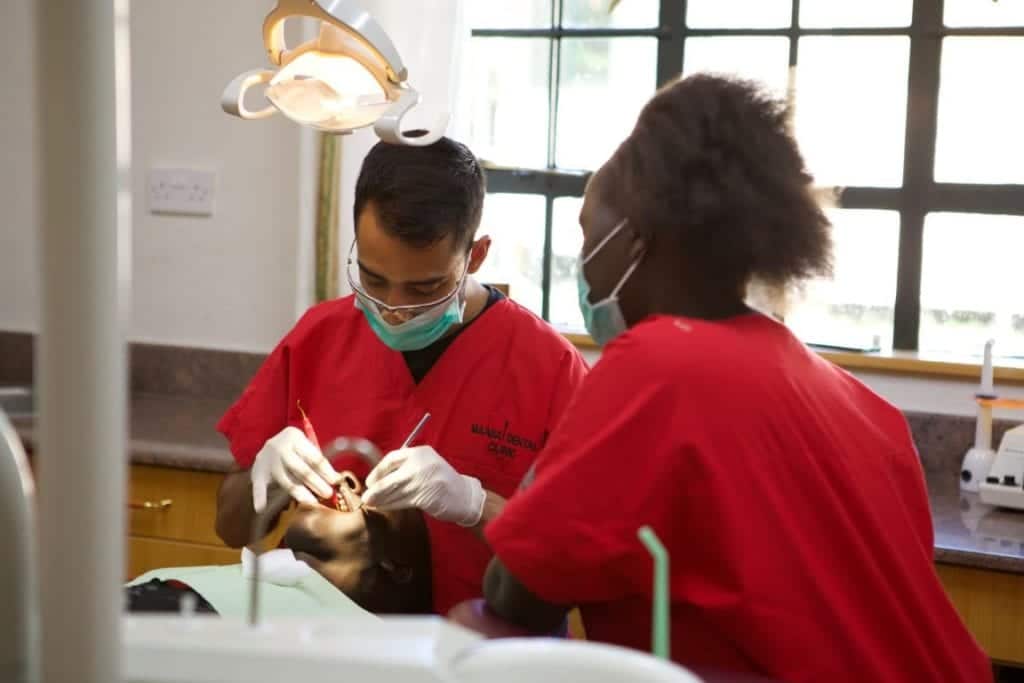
[464,0,662,326]
[464,0,1024,357]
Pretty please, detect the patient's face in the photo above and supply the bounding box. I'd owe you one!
[282,500,432,614]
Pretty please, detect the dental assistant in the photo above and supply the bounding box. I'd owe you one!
[476,76,991,682]
[215,136,588,615]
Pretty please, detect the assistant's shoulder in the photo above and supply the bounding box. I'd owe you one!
[598,313,784,380]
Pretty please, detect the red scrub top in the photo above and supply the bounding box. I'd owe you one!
[486,314,991,683]
[218,294,588,615]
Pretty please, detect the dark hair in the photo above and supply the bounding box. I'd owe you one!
[353,135,486,250]
[605,74,832,289]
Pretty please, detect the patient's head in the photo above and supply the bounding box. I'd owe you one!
[283,504,432,614]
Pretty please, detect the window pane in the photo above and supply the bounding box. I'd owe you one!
[794,37,910,187]
[935,38,1024,185]
[465,1,552,29]
[551,197,585,332]
[785,210,898,349]
[682,37,791,98]
[945,0,1024,27]
[556,38,657,171]
[921,213,1024,356]
[564,0,659,28]
[799,0,911,28]
[476,194,547,316]
[465,38,550,168]
[686,0,792,28]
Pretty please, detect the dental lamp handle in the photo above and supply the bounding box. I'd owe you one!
[221,69,277,120]
[374,88,449,147]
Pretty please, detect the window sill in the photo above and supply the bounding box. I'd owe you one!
[562,332,1024,385]
[814,349,1024,385]
[563,332,599,350]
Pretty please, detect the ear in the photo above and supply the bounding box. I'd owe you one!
[628,227,648,263]
[467,235,491,275]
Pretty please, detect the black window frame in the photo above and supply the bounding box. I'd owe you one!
[472,0,1024,348]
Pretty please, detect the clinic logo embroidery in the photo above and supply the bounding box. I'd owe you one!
[470,420,544,460]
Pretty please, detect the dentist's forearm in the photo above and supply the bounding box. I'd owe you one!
[470,490,507,541]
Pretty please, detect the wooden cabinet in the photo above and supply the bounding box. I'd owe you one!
[126,464,238,579]
[127,536,237,579]
[937,563,1024,666]
[23,445,239,579]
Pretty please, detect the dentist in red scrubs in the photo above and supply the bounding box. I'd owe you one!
[214,136,588,616]
[472,75,991,682]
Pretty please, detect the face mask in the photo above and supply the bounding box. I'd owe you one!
[577,218,641,346]
[350,247,471,352]
[356,289,466,352]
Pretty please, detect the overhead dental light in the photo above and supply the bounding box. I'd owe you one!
[221,0,447,145]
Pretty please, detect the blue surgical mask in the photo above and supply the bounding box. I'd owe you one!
[348,242,471,352]
[356,289,466,351]
[577,218,641,346]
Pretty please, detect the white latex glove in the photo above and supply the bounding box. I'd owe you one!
[362,445,485,527]
[251,426,341,513]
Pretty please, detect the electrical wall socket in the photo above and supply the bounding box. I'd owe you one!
[148,168,216,216]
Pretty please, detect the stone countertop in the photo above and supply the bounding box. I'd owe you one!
[930,469,1024,574]
[12,393,236,473]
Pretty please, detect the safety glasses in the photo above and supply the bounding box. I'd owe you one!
[346,241,470,317]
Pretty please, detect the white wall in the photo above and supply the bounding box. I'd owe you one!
[129,1,304,351]
[0,0,307,353]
